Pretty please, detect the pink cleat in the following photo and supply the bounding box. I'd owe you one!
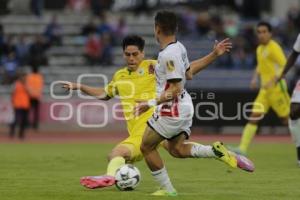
[228,151,255,172]
[80,175,116,189]
[235,154,255,172]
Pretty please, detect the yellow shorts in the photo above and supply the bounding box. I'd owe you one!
[252,82,290,118]
[117,135,144,163]
[116,118,148,163]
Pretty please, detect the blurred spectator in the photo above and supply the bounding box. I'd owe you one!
[196,12,211,36]
[44,15,62,46]
[10,72,30,139]
[30,0,44,17]
[134,0,151,16]
[84,33,102,65]
[3,35,16,56]
[288,6,300,32]
[91,0,112,16]
[16,35,30,66]
[81,18,97,37]
[97,14,112,36]
[1,52,19,84]
[100,33,113,65]
[112,17,129,44]
[211,15,227,39]
[67,0,90,13]
[178,8,197,36]
[26,66,44,131]
[29,35,49,68]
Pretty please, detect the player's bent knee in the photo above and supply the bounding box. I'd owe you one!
[140,142,155,155]
[169,145,185,158]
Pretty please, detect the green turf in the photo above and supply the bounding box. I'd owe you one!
[0,143,299,200]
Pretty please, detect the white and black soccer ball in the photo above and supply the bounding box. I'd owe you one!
[115,164,141,191]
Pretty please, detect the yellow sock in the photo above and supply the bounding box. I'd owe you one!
[239,123,258,153]
[106,156,126,177]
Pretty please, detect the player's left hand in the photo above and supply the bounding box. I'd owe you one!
[134,100,150,116]
[213,38,233,56]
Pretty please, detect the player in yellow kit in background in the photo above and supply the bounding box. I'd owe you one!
[233,22,290,155]
[60,35,232,189]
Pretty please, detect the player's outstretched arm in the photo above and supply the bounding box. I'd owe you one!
[186,38,232,80]
[60,81,110,100]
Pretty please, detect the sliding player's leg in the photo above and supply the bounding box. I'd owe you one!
[140,126,177,196]
[80,137,143,189]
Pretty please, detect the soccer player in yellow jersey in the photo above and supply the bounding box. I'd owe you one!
[234,22,291,155]
[61,35,232,189]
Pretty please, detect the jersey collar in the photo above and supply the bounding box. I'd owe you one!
[160,40,178,52]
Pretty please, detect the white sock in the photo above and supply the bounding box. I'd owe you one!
[190,143,216,158]
[289,119,300,147]
[151,166,176,193]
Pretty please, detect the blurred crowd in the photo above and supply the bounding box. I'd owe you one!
[81,14,128,66]
[9,66,44,139]
[177,6,300,69]
[0,14,64,84]
[1,1,300,84]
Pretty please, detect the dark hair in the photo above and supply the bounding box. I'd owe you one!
[155,10,178,36]
[122,35,145,51]
[257,21,272,32]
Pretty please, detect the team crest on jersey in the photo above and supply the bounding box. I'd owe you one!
[148,64,155,74]
[166,60,175,72]
[138,68,144,75]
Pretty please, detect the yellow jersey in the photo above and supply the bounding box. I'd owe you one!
[256,40,286,86]
[105,59,157,137]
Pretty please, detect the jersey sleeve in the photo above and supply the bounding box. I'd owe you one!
[270,43,287,70]
[104,73,117,98]
[161,53,184,81]
[293,34,300,53]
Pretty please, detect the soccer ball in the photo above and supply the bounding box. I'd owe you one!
[115,164,141,191]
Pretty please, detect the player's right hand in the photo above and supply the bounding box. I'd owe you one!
[213,38,233,56]
[59,81,81,91]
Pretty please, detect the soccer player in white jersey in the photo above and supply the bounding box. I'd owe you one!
[270,34,300,166]
[135,11,254,196]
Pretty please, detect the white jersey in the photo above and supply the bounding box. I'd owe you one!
[147,40,194,139]
[293,34,300,53]
[155,41,190,96]
[292,34,300,103]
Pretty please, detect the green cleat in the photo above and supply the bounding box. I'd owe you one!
[212,141,237,168]
[151,189,178,197]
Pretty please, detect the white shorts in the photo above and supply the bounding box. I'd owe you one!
[291,80,300,103]
[147,91,194,139]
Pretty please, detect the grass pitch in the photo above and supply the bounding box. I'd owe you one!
[0,143,299,200]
